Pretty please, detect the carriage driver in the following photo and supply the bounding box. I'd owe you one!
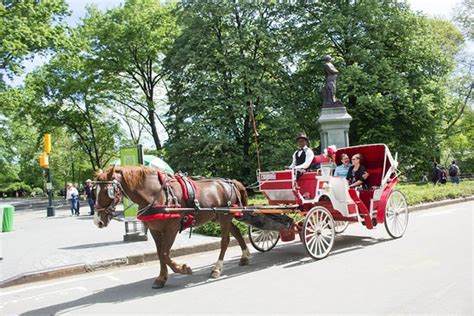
[287,133,315,178]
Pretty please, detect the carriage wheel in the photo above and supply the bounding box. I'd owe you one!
[384,190,409,239]
[303,206,335,260]
[248,226,279,252]
[334,221,349,234]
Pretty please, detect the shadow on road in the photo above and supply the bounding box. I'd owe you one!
[21,234,392,315]
[60,241,125,250]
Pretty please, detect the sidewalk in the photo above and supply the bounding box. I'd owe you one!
[1,196,472,288]
[0,204,221,287]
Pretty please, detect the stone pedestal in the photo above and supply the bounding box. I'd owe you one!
[317,106,352,152]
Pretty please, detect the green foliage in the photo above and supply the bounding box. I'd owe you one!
[194,219,248,237]
[24,33,124,171]
[441,108,474,173]
[0,181,32,194]
[0,0,68,84]
[399,181,474,205]
[81,0,179,150]
[165,2,300,183]
[291,1,463,174]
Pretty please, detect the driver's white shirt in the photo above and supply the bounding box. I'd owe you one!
[289,146,314,169]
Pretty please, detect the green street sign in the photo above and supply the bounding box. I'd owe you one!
[119,147,140,218]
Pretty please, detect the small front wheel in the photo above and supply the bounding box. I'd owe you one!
[248,226,279,252]
[303,206,335,260]
[334,221,349,234]
[384,190,409,239]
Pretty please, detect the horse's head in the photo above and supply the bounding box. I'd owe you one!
[93,167,123,228]
[93,166,161,228]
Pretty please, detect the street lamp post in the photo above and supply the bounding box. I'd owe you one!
[46,165,54,217]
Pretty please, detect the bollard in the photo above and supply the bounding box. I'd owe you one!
[1,204,14,233]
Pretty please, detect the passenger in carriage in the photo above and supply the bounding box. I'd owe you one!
[346,153,369,189]
[334,153,351,177]
[287,132,314,178]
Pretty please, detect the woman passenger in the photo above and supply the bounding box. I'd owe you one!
[346,153,368,189]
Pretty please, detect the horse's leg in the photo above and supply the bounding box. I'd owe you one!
[229,222,250,266]
[149,228,169,289]
[210,215,232,278]
[163,224,193,275]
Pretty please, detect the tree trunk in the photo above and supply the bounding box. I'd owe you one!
[148,110,162,150]
[241,101,252,181]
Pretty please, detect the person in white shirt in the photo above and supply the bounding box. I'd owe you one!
[288,133,314,178]
[66,183,80,216]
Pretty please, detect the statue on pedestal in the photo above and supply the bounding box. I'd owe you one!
[322,55,343,108]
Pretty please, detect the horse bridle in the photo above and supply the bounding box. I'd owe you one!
[94,180,122,215]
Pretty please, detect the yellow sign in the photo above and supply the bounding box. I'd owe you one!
[44,134,52,154]
[39,153,49,168]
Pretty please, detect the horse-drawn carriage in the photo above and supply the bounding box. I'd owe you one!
[247,143,408,259]
[94,143,408,288]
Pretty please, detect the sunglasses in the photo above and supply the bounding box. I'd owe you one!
[352,157,359,161]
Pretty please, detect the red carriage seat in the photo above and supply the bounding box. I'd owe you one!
[365,168,383,187]
[336,144,390,189]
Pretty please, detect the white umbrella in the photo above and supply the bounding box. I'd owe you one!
[109,155,174,174]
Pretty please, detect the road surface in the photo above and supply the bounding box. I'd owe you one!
[1,201,472,315]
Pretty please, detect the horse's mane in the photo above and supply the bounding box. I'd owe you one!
[97,166,156,188]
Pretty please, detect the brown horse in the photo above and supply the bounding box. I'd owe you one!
[94,166,250,288]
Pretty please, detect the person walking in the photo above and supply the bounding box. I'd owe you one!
[449,160,460,184]
[84,179,95,215]
[431,162,441,185]
[66,183,80,216]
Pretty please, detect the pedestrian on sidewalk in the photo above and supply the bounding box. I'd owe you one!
[66,183,80,216]
[449,160,460,184]
[84,179,95,215]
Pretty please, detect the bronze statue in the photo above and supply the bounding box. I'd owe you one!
[322,55,342,108]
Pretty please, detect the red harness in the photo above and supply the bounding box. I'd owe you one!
[137,171,198,231]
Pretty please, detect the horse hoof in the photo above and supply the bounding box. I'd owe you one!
[210,270,221,279]
[182,264,193,275]
[152,280,166,289]
[239,257,249,266]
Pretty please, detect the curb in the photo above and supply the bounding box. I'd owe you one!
[407,195,473,212]
[1,197,472,288]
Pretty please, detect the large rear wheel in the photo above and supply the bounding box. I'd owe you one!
[302,206,335,260]
[384,190,408,238]
[248,226,279,252]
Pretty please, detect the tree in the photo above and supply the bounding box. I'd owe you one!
[81,0,179,150]
[290,0,464,172]
[164,2,300,182]
[0,0,68,86]
[25,31,123,171]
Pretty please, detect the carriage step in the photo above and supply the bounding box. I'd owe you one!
[361,218,378,227]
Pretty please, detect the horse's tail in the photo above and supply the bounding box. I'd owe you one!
[232,180,248,206]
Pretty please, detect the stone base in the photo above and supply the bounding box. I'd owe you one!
[317,106,352,152]
[123,233,148,242]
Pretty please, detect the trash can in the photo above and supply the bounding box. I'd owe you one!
[1,204,14,233]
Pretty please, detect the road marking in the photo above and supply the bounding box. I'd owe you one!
[2,287,87,306]
[0,265,148,297]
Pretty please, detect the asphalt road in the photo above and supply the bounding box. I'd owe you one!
[1,201,472,315]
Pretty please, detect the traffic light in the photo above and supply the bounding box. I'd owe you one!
[44,134,51,154]
[39,153,49,168]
